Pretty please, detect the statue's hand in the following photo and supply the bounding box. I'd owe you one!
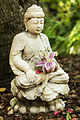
[26,69,37,82]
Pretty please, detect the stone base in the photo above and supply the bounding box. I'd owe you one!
[10,97,65,114]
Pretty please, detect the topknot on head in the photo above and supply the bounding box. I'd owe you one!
[24,4,45,21]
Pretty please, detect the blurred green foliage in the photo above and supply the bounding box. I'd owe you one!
[40,0,80,55]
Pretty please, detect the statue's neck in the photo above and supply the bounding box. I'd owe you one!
[26,31,40,38]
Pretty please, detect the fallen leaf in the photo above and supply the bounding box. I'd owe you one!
[74,75,80,79]
[38,116,43,119]
[0,88,6,92]
[71,94,77,98]
[72,114,77,118]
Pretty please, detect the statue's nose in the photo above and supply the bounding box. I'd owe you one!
[37,23,41,28]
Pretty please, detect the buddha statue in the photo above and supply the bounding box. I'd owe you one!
[9,4,69,114]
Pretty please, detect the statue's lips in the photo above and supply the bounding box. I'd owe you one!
[36,29,41,32]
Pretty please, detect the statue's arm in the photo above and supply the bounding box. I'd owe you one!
[10,33,40,82]
[12,52,30,73]
[9,32,31,74]
[12,51,41,82]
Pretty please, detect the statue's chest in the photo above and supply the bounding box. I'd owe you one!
[24,37,45,55]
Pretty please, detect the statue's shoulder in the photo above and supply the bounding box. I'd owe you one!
[40,33,48,39]
[12,32,27,46]
[13,32,27,44]
[14,32,26,39]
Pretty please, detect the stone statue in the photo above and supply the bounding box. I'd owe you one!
[9,4,69,114]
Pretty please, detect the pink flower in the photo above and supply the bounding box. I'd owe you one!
[36,52,58,73]
[45,61,54,71]
[36,69,41,74]
[54,111,58,115]
[68,109,73,113]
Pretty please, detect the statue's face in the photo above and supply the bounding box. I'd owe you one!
[26,18,44,34]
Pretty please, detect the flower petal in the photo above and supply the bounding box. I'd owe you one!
[43,66,47,73]
[36,62,44,67]
[49,52,58,60]
[43,57,47,62]
[49,62,55,71]
[45,62,51,71]
[36,69,41,74]
[49,52,54,60]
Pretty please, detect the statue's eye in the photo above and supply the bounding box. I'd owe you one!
[33,21,38,24]
[40,20,44,24]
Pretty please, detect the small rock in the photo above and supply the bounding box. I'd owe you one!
[10,97,18,107]
[15,113,20,117]
[7,106,11,111]
[19,106,27,114]
[14,104,19,112]
[8,109,14,115]
[0,116,3,120]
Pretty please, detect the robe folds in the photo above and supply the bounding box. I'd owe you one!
[10,32,69,101]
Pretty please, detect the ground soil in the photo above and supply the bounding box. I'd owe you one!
[0,54,80,120]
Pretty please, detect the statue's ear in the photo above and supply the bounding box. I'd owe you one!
[24,22,28,31]
[24,18,28,31]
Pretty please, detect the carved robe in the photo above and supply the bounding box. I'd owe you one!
[10,32,69,101]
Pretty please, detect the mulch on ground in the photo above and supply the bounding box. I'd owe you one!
[0,54,80,120]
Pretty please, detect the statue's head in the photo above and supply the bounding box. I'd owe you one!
[24,4,45,35]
